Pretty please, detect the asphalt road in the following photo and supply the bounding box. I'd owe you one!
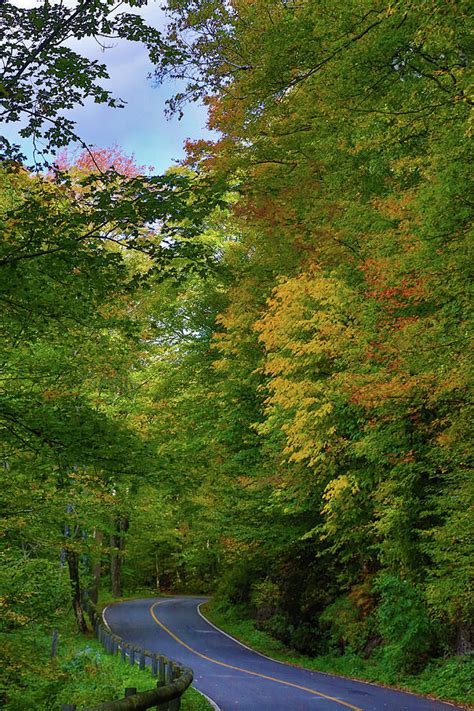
[104,596,465,711]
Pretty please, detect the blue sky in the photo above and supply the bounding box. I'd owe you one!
[3,2,215,173]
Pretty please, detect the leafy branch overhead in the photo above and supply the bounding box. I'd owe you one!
[1,164,227,278]
[0,0,170,161]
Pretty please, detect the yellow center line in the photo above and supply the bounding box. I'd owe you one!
[149,601,364,711]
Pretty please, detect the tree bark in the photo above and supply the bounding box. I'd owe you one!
[456,623,472,655]
[66,547,87,632]
[155,553,160,592]
[90,529,104,604]
[110,516,129,598]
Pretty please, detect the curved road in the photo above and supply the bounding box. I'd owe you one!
[104,597,465,711]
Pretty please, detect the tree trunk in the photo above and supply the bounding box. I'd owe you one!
[90,529,103,604]
[66,548,87,632]
[155,553,160,592]
[456,623,472,655]
[110,516,129,598]
[110,546,121,598]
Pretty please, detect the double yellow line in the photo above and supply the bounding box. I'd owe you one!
[149,601,363,711]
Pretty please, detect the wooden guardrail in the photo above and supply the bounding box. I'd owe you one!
[61,599,193,711]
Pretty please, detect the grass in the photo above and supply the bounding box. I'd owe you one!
[201,601,474,709]
[2,598,213,710]
[52,636,214,710]
[182,687,216,711]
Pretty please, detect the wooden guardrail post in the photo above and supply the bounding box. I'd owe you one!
[165,661,173,685]
[51,628,58,658]
[157,661,174,710]
[169,692,180,710]
[169,667,181,711]
[158,655,166,685]
[155,680,168,711]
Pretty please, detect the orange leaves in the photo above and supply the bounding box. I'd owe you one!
[220,535,257,561]
[183,138,219,171]
[235,193,299,230]
[361,257,426,313]
[348,371,436,410]
[55,144,151,176]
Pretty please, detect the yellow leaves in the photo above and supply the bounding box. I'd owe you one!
[41,389,79,399]
[249,269,360,470]
[260,379,337,466]
[321,475,360,525]
[323,475,359,507]
[255,269,356,357]
[1,605,31,625]
[259,376,316,406]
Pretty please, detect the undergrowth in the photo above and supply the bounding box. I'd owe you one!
[2,610,211,710]
[202,600,474,708]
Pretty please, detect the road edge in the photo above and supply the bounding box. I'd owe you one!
[192,686,222,711]
[197,602,472,711]
[102,604,112,631]
[197,602,286,665]
[103,600,222,711]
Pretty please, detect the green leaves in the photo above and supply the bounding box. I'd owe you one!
[1,0,472,692]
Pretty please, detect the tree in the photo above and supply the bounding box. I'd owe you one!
[0,139,225,639]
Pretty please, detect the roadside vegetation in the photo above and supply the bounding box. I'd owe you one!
[202,601,474,708]
[2,607,212,710]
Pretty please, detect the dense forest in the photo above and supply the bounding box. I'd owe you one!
[1,0,473,708]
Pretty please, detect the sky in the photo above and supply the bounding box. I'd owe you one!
[3,1,215,173]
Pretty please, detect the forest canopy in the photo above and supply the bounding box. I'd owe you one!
[1,0,473,707]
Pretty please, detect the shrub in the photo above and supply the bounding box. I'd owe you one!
[320,581,378,656]
[263,612,294,646]
[375,574,433,674]
[251,579,281,622]
[321,596,365,654]
[290,624,322,655]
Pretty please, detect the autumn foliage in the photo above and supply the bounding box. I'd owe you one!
[55,144,152,176]
[148,0,473,676]
[1,0,473,705]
